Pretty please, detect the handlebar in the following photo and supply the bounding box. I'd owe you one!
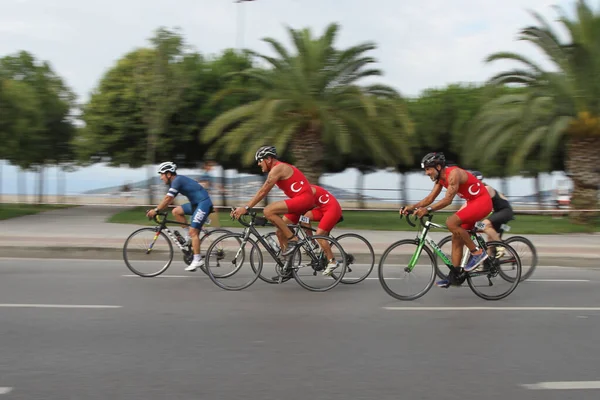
[230,207,269,227]
[399,210,434,228]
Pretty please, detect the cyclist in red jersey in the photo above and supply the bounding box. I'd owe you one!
[231,146,315,256]
[400,152,492,287]
[283,184,343,275]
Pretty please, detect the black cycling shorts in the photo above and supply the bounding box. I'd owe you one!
[487,208,514,232]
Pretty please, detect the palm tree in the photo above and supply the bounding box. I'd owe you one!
[201,23,413,184]
[479,0,600,223]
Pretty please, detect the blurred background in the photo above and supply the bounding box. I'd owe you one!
[1,0,598,221]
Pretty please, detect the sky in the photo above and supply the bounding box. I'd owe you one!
[0,0,577,197]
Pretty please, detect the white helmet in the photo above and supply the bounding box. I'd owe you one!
[157,161,177,174]
[255,145,277,161]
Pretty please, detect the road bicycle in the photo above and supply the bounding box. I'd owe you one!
[203,209,347,292]
[434,223,537,282]
[378,213,522,301]
[251,215,375,285]
[123,210,232,277]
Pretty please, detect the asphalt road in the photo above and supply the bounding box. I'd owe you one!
[1,258,600,400]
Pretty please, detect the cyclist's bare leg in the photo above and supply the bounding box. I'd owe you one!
[172,206,188,228]
[276,215,295,249]
[300,211,333,260]
[446,213,484,266]
[482,219,501,242]
[264,201,297,251]
[189,227,201,255]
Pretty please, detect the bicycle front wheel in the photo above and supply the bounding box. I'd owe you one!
[290,235,347,292]
[205,233,261,291]
[123,228,173,277]
[504,236,537,281]
[378,239,436,301]
[199,228,234,276]
[331,233,375,284]
[467,241,521,300]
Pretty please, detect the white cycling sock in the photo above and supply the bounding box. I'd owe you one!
[193,254,201,262]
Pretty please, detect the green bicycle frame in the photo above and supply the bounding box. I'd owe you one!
[407,219,483,272]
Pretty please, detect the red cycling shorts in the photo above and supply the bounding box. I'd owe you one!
[284,199,342,233]
[456,195,493,230]
[283,192,315,215]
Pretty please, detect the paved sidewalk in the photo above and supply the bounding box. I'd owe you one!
[0,206,598,264]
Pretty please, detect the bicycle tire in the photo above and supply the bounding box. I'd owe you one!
[504,236,537,281]
[249,232,292,284]
[466,241,521,300]
[331,233,375,284]
[198,228,234,276]
[434,235,453,280]
[290,235,347,292]
[377,239,436,301]
[205,233,261,291]
[123,228,174,277]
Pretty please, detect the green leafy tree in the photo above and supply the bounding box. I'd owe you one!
[480,0,600,222]
[202,23,413,184]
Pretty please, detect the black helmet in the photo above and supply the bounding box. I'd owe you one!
[421,152,446,169]
[255,145,277,161]
[471,170,484,181]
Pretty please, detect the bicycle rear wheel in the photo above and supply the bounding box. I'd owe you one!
[331,233,375,284]
[123,228,173,277]
[467,241,521,300]
[504,236,537,281]
[290,235,347,292]
[205,233,261,291]
[199,228,234,276]
[378,239,436,301]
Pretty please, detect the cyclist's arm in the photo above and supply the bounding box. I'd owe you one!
[154,194,175,212]
[244,164,284,208]
[428,169,460,211]
[410,183,443,209]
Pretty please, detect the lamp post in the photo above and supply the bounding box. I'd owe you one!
[235,0,255,50]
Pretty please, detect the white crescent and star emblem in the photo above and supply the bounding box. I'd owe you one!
[468,183,481,196]
[318,194,330,204]
[290,181,304,193]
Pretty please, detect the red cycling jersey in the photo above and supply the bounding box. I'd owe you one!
[438,166,486,200]
[438,166,492,229]
[274,161,314,214]
[274,161,311,198]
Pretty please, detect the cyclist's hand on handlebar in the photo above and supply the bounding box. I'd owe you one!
[230,206,248,220]
[414,207,429,218]
[146,208,157,220]
[399,206,414,216]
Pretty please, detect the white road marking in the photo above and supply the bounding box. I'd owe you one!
[0,387,12,395]
[522,381,600,390]
[121,274,206,278]
[526,279,590,282]
[0,304,121,309]
[384,307,600,311]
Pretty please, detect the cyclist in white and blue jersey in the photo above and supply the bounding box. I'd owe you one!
[146,161,213,272]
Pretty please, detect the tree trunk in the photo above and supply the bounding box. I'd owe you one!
[17,169,24,204]
[37,166,44,204]
[401,172,408,205]
[534,173,542,209]
[289,127,323,185]
[357,170,365,209]
[565,135,600,224]
[501,177,509,198]
[220,170,227,208]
